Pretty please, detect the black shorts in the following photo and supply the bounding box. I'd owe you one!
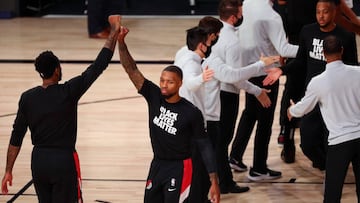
[144,158,192,203]
[31,147,83,203]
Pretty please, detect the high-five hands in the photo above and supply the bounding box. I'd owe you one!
[260,54,280,66]
[263,67,283,86]
[108,15,121,29]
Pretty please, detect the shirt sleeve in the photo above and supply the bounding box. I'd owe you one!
[207,55,265,84]
[192,110,217,173]
[280,28,307,75]
[138,79,161,104]
[234,80,262,96]
[66,48,114,100]
[289,79,319,117]
[342,32,359,65]
[263,19,299,58]
[182,60,204,91]
[10,94,28,146]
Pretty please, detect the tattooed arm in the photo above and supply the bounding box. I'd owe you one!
[118,27,145,91]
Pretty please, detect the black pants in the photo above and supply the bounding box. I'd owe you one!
[207,120,235,190]
[230,76,279,172]
[144,158,193,203]
[324,137,360,203]
[219,90,240,148]
[300,105,328,170]
[279,62,306,127]
[31,147,80,203]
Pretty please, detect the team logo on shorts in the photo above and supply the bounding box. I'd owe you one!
[146,179,153,190]
[167,178,176,192]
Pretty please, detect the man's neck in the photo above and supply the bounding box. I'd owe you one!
[42,79,58,88]
[165,95,181,103]
[320,23,336,32]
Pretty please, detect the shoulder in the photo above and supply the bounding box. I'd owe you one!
[302,23,318,31]
[346,64,360,72]
[175,46,190,61]
[219,29,239,46]
[22,86,41,97]
[307,74,324,91]
[139,79,159,95]
[177,52,201,69]
[18,86,42,105]
[334,26,355,39]
[179,98,202,114]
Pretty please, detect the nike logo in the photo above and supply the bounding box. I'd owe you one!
[168,188,176,192]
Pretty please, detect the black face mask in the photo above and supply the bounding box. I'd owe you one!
[211,36,219,46]
[234,16,243,27]
[203,45,212,58]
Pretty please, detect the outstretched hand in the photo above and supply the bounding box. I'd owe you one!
[108,15,121,32]
[118,26,130,42]
[259,54,280,67]
[263,67,282,86]
[103,15,121,50]
[256,89,271,108]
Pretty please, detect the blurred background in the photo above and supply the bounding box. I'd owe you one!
[0,0,223,18]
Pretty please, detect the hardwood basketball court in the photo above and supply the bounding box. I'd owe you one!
[0,16,359,202]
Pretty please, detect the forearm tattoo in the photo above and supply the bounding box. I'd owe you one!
[104,30,119,51]
[118,42,145,90]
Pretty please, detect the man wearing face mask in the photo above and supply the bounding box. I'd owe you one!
[174,16,224,63]
[205,0,281,192]
[175,23,276,199]
[228,0,298,181]
[174,26,216,203]
[175,27,215,122]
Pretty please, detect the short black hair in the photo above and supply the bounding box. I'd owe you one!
[186,26,208,51]
[35,51,60,79]
[218,0,243,20]
[163,65,183,80]
[198,16,223,35]
[317,0,337,6]
[323,35,342,55]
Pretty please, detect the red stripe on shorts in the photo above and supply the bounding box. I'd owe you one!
[73,151,83,203]
[179,158,193,203]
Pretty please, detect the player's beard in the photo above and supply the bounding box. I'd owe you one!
[162,92,176,99]
[58,68,62,81]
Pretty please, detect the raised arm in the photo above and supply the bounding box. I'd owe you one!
[104,15,122,52]
[118,26,145,91]
[336,0,360,35]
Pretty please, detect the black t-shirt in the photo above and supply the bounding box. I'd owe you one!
[282,23,358,85]
[139,79,207,160]
[10,48,113,149]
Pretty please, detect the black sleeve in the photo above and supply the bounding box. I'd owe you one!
[342,32,359,65]
[66,48,114,100]
[192,110,217,173]
[10,94,28,147]
[195,136,217,173]
[281,27,308,75]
